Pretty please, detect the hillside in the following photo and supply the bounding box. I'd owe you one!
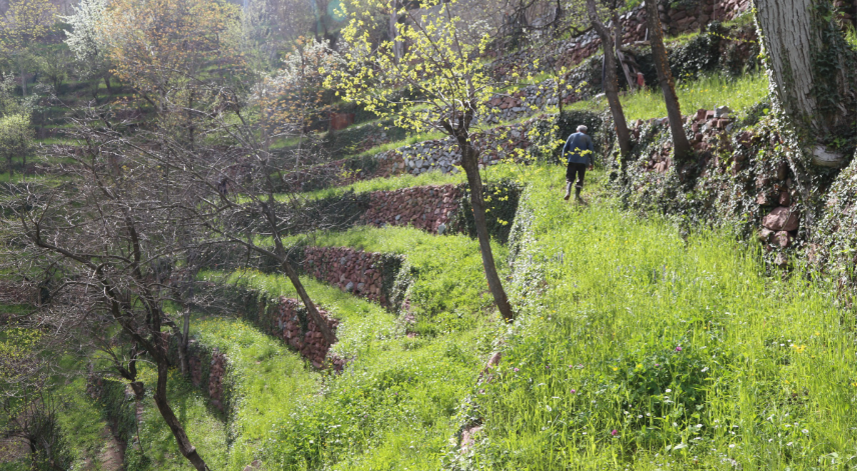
[4,0,857,470]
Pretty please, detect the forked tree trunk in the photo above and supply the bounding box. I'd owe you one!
[645,0,692,161]
[587,0,632,156]
[456,136,515,322]
[755,0,854,168]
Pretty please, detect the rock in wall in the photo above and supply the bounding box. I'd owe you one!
[208,349,227,411]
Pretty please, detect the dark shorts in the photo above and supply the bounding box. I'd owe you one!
[566,162,587,187]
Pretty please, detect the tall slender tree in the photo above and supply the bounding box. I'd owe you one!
[586,0,632,156]
[330,0,516,321]
[645,0,691,161]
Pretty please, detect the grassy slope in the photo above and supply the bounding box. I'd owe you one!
[202,224,505,469]
[463,164,855,470]
[567,73,769,122]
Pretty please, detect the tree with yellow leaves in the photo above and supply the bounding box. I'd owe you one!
[0,0,58,97]
[329,0,516,321]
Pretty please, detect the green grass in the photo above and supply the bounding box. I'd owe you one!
[124,366,230,470]
[566,73,769,121]
[288,225,509,323]
[188,314,322,469]
[461,163,857,470]
[295,169,467,201]
[199,210,512,468]
[201,270,487,470]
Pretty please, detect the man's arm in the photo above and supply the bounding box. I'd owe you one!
[561,135,572,160]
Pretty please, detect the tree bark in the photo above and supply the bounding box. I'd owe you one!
[456,136,515,322]
[587,0,632,156]
[153,361,210,471]
[755,0,854,166]
[645,0,692,161]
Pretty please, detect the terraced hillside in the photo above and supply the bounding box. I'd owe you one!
[9,0,857,469]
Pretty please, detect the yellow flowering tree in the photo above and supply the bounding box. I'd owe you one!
[329,0,515,321]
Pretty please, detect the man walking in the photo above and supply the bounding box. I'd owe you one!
[562,125,595,201]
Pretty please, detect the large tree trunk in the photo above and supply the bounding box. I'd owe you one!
[645,0,692,161]
[587,0,632,156]
[456,136,515,322]
[755,0,854,168]
[153,361,210,471]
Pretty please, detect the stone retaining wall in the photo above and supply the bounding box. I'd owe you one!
[303,247,404,309]
[492,0,751,78]
[360,184,462,234]
[271,298,343,370]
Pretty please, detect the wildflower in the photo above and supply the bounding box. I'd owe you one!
[513,367,520,372]
[612,366,619,371]
[611,430,618,436]
[570,389,576,394]
[675,346,683,352]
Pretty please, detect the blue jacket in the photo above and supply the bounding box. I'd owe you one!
[563,132,595,165]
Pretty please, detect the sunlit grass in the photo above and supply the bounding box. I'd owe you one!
[567,72,769,121]
[465,163,856,470]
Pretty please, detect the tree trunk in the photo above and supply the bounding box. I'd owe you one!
[645,0,692,161]
[176,309,190,375]
[152,361,210,471]
[20,62,27,97]
[587,0,632,156]
[456,137,515,322]
[755,0,854,167]
[279,257,337,344]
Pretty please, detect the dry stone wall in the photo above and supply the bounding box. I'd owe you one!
[271,298,343,370]
[303,247,404,309]
[360,184,462,234]
[376,119,538,177]
[493,0,751,79]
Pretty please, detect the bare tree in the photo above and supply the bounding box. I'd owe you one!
[1,120,212,471]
